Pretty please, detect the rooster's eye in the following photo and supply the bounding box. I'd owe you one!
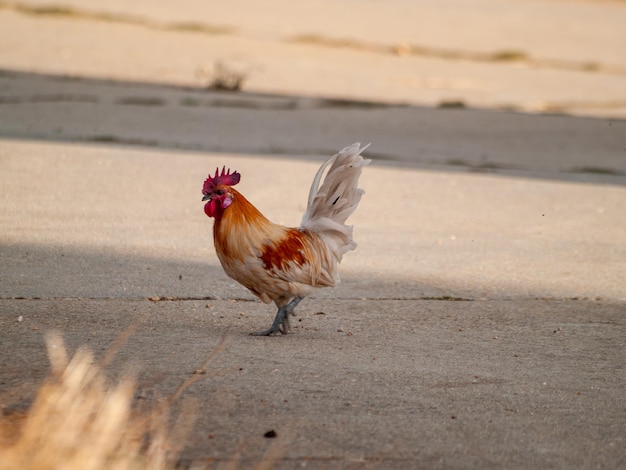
[216,189,223,196]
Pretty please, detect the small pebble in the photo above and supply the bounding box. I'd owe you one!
[17,315,23,322]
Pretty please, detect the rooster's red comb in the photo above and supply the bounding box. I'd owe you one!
[203,166,241,193]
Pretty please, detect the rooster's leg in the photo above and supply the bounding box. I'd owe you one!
[250,297,303,336]
[279,296,303,334]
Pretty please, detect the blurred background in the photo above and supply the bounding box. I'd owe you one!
[2,0,625,115]
[0,0,625,178]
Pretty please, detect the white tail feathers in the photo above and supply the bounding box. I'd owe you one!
[300,143,370,262]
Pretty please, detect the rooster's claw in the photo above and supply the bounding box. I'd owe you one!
[249,297,302,337]
[249,328,281,336]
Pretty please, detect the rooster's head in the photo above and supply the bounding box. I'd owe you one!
[202,166,241,218]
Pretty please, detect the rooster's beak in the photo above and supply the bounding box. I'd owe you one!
[202,195,211,201]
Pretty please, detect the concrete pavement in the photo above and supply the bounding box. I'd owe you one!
[1,296,624,468]
[1,136,625,468]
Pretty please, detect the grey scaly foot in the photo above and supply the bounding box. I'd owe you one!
[250,297,303,336]
[279,296,304,334]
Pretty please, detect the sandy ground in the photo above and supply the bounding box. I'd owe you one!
[1,0,625,468]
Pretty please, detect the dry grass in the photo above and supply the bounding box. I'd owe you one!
[289,34,626,75]
[0,329,285,469]
[0,1,234,35]
[198,61,249,91]
[0,332,188,470]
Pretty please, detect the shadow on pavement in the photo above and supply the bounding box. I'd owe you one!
[0,241,603,303]
[1,68,625,186]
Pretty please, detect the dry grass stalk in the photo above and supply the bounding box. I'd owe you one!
[0,332,176,470]
[0,330,284,469]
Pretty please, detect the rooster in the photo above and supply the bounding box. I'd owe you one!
[202,143,370,336]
